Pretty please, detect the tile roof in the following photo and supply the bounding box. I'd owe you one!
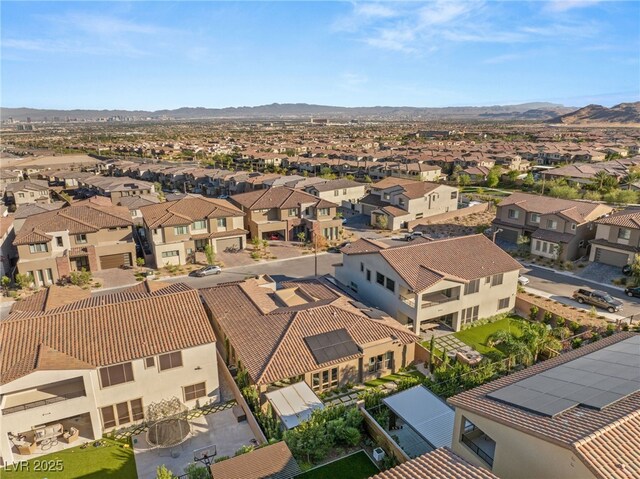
[370,447,498,479]
[498,192,612,224]
[230,187,337,210]
[140,196,243,228]
[308,179,363,192]
[1,283,215,385]
[209,442,300,479]
[340,238,389,255]
[448,332,640,478]
[200,277,418,385]
[595,208,640,229]
[5,179,49,193]
[346,235,521,292]
[13,201,133,245]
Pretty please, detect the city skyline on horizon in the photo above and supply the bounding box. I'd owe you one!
[2,1,639,110]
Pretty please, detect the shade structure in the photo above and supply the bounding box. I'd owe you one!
[145,397,192,448]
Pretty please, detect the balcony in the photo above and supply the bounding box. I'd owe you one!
[461,424,496,467]
[421,291,459,309]
[2,378,86,416]
[399,295,416,308]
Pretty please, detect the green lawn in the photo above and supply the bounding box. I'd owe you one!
[297,451,379,479]
[454,317,524,356]
[0,438,137,479]
[364,368,425,388]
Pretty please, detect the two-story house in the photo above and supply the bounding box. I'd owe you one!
[12,198,136,286]
[448,332,639,479]
[360,178,459,231]
[200,276,418,396]
[304,179,367,209]
[4,180,51,207]
[335,235,522,333]
[230,187,342,242]
[0,282,219,466]
[492,193,613,261]
[78,176,155,201]
[588,209,640,267]
[139,196,247,268]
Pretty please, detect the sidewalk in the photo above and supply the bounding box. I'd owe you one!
[520,262,625,292]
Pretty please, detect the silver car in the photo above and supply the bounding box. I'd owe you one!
[194,265,222,277]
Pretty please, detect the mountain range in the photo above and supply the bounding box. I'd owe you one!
[2,102,577,122]
[548,102,640,125]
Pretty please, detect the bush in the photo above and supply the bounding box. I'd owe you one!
[572,338,583,349]
[185,463,209,479]
[70,268,92,287]
[568,321,580,333]
[529,306,539,322]
[234,445,255,456]
[14,273,33,289]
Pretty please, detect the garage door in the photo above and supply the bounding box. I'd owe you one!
[216,237,242,252]
[100,253,132,269]
[497,228,519,243]
[593,248,629,267]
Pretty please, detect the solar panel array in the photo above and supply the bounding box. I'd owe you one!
[487,335,640,417]
[303,328,361,364]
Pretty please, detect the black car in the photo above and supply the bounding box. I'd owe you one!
[624,286,640,298]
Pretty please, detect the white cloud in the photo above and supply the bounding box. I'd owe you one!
[544,0,602,13]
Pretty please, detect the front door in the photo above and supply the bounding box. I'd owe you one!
[73,256,90,272]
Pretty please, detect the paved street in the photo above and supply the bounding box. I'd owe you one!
[522,264,640,321]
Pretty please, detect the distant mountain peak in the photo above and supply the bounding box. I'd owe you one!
[548,102,640,125]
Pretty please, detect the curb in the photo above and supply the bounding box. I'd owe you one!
[521,262,626,292]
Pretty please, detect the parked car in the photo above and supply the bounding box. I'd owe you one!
[267,233,282,240]
[327,241,350,253]
[405,231,425,241]
[624,286,640,298]
[193,265,222,277]
[518,275,530,286]
[572,288,623,313]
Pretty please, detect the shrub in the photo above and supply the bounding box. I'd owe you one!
[155,465,174,479]
[572,338,583,349]
[234,445,255,456]
[555,316,565,327]
[14,273,33,289]
[543,311,554,324]
[529,306,539,322]
[185,463,209,479]
[70,268,92,287]
[568,321,580,333]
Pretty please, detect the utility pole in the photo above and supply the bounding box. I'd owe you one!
[314,232,318,277]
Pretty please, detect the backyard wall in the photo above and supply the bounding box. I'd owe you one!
[216,350,268,445]
[358,402,410,465]
[408,202,488,229]
[515,292,607,328]
[413,343,443,368]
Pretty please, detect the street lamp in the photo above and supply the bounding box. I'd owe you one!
[492,228,503,243]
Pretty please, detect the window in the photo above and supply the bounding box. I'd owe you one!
[369,355,384,373]
[101,406,117,429]
[18,193,24,198]
[451,191,458,200]
[174,226,188,235]
[116,402,131,425]
[385,277,395,292]
[76,234,87,244]
[490,273,504,286]
[318,208,330,216]
[530,213,540,223]
[162,250,179,258]
[464,279,480,295]
[618,228,631,240]
[45,269,53,284]
[99,362,134,388]
[334,190,340,196]
[534,240,541,251]
[349,281,358,292]
[376,272,385,286]
[145,357,155,369]
[498,297,510,309]
[398,198,405,207]
[192,220,206,230]
[461,306,479,325]
[217,218,227,228]
[29,243,48,253]
[288,208,299,217]
[159,351,183,371]
[183,382,207,402]
[507,209,519,219]
[55,236,63,247]
[360,262,364,272]
[330,367,338,387]
[312,372,320,390]
[384,352,393,369]
[130,399,144,421]
[546,219,557,230]
[366,269,371,282]
[542,242,548,253]
[570,223,576,231]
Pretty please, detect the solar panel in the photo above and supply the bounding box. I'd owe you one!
[487,336,640,417]
[303,328,361,364]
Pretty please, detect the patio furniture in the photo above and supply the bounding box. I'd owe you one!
[16,440,37,455]
[63,427,80,444]
[33,423,64,444]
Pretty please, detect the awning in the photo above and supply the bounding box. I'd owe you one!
[265,382,324,430]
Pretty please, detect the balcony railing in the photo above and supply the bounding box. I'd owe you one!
[2,390,86,415]
[399,295,416,308]
[421,294,459,309]
[461,433,495,467]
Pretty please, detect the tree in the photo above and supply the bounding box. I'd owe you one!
[507,169,519,183]
[296,231,307,243]
[620,171,640,190]
[70,268,92,287]
[155,465,175,479]
[630,254,640,286]
[488,329,533,366]
[1,275,10,293]
[486,167,501,188]
[523,172,535,188]
[583,190,601,201]
[374,214,388,230]
[185,463,209,479]
[457,173,471,187]
[519,321,561,362]
[593,171,617,193]
[204,244,215,265]
[549,184,579,199]
[363,175,373,183]
[603,189,638,204]
[15,273,33,290]
[136,257,145,267]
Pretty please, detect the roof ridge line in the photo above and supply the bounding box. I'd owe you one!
[255,312,298,383]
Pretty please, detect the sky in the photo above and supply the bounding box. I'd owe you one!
[2,1,639,110]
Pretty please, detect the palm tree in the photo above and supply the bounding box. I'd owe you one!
[519,321,561,362]
[489,329,533,367]
[593,170,617,193]
[620,171,640,190]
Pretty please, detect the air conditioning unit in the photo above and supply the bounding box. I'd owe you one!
[373,447,386,461]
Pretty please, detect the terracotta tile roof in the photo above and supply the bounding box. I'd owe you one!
[370,447,498,479]
[395,181,442,200]
[341,238,389,255]
[308,179,363,192]
[140,196,243,229]
[498,192,612,224]
[448,333,640,453]
[201,277,418,385]
[371,177,416,190]
[209,442,300,479]
[375,206,411,218]
[230,187,337,210]
[5,179,49,193]
[13,202,133,245]
[1,283,215,385]
[595,208,640,229]
[366,235,521,293]
[530,229,575,244]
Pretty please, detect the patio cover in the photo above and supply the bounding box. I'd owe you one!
[265,382,324,430]
[382,385,454,449]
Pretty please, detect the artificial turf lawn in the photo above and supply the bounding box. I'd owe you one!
[297,451,379,479]
[453,316,524,355]
[364,369,425,387]
[0,438,137,479]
